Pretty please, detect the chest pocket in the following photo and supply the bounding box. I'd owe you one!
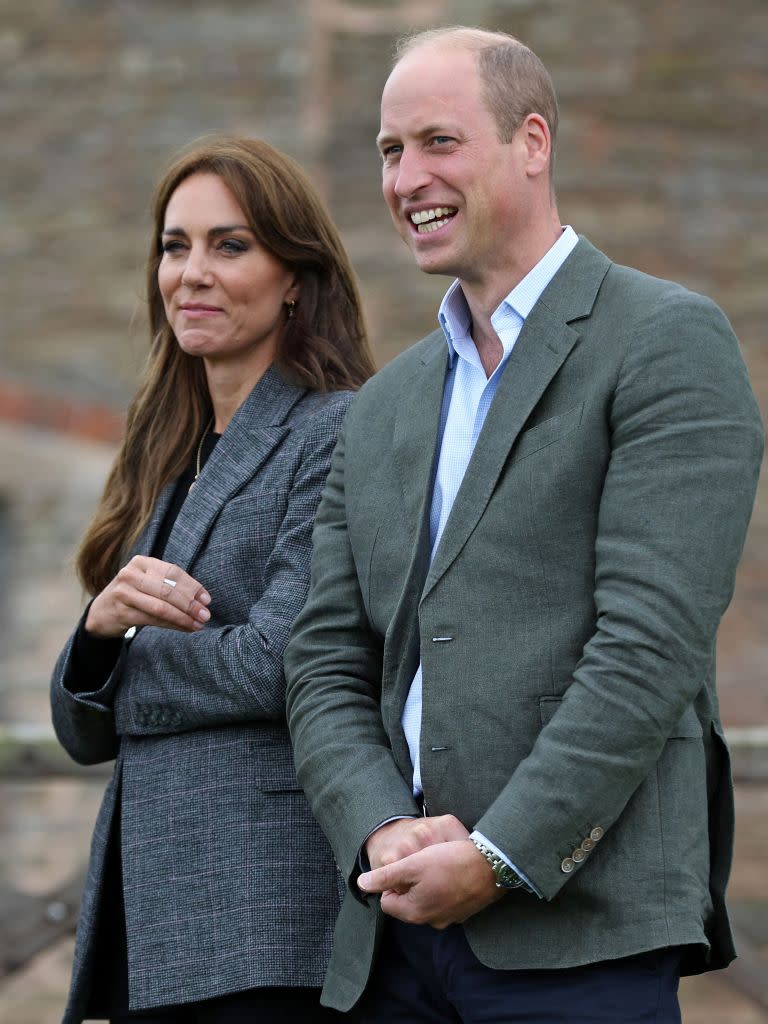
[510,402,584,464]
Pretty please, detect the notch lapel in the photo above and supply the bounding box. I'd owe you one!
[130,483,175,558]
[391,330,450,537]
[422,238,611,601]
[162,366,305,571]
[383,332,449,757]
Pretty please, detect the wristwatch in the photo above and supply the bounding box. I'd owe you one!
[470,837,526,890]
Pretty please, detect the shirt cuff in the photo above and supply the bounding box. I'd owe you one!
[470,830,543,898]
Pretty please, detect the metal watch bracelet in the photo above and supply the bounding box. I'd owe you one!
[470,837,526,890]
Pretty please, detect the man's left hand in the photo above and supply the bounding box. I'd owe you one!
[357,839,505,928]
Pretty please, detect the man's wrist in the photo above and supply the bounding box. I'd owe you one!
[470,836,526,890]
[469,831,542,897]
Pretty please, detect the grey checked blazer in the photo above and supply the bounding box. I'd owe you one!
[51,367,352,1021]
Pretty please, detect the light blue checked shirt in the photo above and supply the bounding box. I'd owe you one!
[402,225,579,892]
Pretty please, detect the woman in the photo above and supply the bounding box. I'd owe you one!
[50,135,375,1023]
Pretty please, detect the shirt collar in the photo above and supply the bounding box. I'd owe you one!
[438,225,580,362]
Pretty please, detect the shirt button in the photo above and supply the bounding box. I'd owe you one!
[590,826,604,842]
[572,848,586,863]
[561,857,575,874]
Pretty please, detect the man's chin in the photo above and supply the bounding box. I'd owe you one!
[409,246,455,278]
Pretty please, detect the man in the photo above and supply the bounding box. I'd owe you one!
[285,26,763,1023]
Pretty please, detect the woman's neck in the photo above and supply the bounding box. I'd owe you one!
[203,355,273,432]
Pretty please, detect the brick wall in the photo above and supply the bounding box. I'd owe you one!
[1,0,766,719]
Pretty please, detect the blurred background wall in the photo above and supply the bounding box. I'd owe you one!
[0,1,765,1020]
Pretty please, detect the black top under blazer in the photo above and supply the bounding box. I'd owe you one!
[51,367,352,1021]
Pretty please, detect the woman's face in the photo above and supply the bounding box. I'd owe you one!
[158,172,298,374]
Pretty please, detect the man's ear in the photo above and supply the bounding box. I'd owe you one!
[521,113,551,179]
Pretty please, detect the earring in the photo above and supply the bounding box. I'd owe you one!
[286,299,296,319]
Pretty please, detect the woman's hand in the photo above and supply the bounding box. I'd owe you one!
[85,556,212,638]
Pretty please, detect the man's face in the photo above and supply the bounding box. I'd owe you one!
[378,44,532,289]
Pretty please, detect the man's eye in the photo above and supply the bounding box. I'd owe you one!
[381,145,402,159]
[432,136,452,145]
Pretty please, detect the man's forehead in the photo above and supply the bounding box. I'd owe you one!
[381,45,481,122]
[385,39,478,89]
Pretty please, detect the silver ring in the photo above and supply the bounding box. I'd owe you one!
[162,577,177,588]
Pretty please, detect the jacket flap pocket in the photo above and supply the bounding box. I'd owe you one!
[249,741,302,792]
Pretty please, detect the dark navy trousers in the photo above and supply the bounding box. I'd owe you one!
[353,920,682,1023]
[110,987,342,1022]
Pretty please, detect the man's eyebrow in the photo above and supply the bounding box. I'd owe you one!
[376,124,455,149]
[161,224,254,237]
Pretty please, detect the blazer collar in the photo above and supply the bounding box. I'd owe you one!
[421,237,611,599]
[139,365,305,570]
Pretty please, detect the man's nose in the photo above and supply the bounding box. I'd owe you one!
[394,148,431,198]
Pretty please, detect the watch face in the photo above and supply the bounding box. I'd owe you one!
[497,864,523,889]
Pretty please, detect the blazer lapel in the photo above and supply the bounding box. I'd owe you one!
[392,329,450,536]
[130,483,175,558]
[162,365,306,570]
[422,238,611,600]
[382,332,449,760]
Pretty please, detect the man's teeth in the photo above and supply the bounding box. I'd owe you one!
[410,207,456,233]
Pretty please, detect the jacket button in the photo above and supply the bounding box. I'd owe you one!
[572,848,586,863]
[561,857,575,873]
[581,837,595,852]
[590,827,604,842]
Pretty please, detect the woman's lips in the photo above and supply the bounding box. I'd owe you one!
[179,304,223,317]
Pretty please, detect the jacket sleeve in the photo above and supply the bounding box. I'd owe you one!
[50,623,123,765]
[474,291,764,899]
[112,400,350,738]
[285,420,422,883]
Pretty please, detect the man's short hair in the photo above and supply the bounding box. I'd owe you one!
[394,27,559,170]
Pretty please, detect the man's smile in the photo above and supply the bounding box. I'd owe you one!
[408,206,458,234]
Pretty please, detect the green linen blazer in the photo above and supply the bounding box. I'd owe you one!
[285,238,764,1011]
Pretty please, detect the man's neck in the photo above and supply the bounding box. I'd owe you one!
[470,319,504,378]
[460,217,564,377]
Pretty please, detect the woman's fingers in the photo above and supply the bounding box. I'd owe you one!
[125,558,210,629]
[133,560,211,626]
[86,557,212,636]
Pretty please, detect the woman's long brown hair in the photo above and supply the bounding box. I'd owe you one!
[76,135,375,595]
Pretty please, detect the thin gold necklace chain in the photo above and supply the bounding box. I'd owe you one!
[189,416,215,491]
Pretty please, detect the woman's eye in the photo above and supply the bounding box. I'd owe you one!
[161,240,185,254]
[220,239,248,254]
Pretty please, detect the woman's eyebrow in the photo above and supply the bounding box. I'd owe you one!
[160,224,254,236]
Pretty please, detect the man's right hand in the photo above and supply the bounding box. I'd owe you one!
[365,814,470,870]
